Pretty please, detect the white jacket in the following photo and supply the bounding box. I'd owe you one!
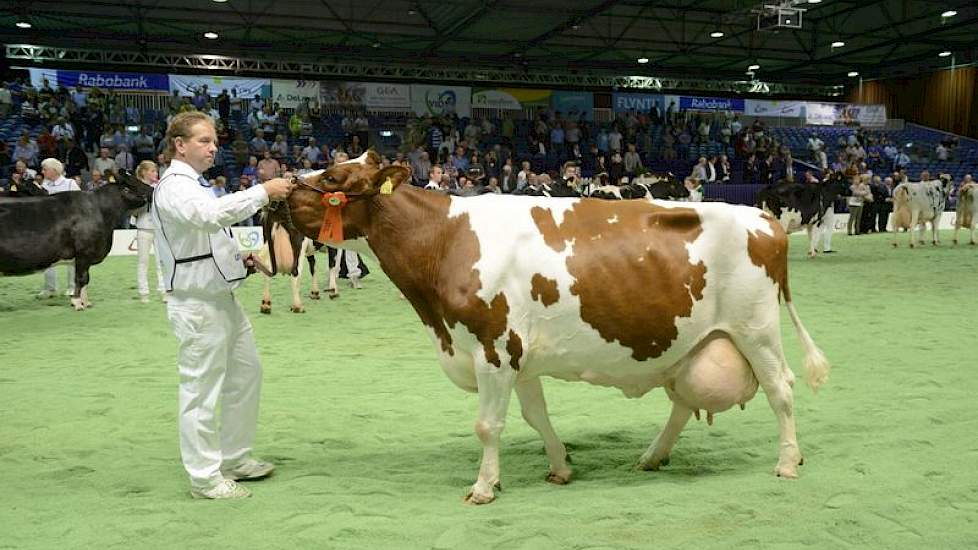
[152,159,268,296]
[42,176,80,194]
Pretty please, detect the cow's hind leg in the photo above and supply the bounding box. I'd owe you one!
[260,274,272,314]
[307,254,320,300]
[465,363,517,505]
[515,377,571,485]
[637,397,692,471]
[734,334,803,478]
[71,265,91,310]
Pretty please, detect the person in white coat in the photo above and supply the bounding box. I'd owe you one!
[37,158,80,299]
[131,160,166,303]
[152,112,293,499]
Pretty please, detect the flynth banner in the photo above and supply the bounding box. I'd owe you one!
[551,91,594,120]
[410,84,471,117]
[320,81,411,112]
[612,92,664,113]
[169,75,270,98]
[744,100,805,118]
[472,89,523,110]
[272,80,321,109]
[679,96,745,111]
[805,103,887,127]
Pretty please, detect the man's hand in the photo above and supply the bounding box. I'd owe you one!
[262,177,294,201]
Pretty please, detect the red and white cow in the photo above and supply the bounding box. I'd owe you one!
[281,151,830,504]
[953,182,977,246]
[891,175,953,248]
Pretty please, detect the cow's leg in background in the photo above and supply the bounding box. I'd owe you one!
[70,263,91,311]
[465,363,517,505]
[306,245,321,300]
[345,251,363,289]
[326,247,340,299]
[637,399,693,471]
[909,211,921,248]
[820,206,834,253]
[806,225,817,258]
[287,256,305,313]
[260,271,273,314]
[514,378,572,485]
[931,218,941,246]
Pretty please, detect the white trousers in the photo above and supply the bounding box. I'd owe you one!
[343,250,362,279]
[43,262,75,293]
[166,292,263,489]
[135,229,165,296]
[821,206,835,252]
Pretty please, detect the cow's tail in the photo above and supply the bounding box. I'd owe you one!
[784,299,831,392]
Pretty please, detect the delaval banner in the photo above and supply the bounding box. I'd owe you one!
[805,102,887,127]
[170,75,270,98]
[272,79,321,109]
[612,92,664,113]
[410,84,471,118]
[551,91,594,120]
[744,99,805,118]
[679,96,745,112]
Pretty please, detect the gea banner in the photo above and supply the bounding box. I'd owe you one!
[612,92,664,113]
[319,81,410,112]
[805,103,887,127]
[679,96,745,111]
[551,91,594,120]
[272,80,321,109]
[169,75,270,98]
[744,100,805,117]
[410,84,471,117]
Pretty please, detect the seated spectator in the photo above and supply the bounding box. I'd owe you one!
[624,143,643,177]
[241,156,258,183]
[64,139,89,179]
[93,147,118,177]
[230,133,249,166]
[249,129,269,156]
[302,138,321,164]
[257,150,279,182]
[85,169,106,190]
[115,145,135,173]
[270,134,289,159]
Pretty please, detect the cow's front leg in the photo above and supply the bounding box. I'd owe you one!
[465,364,516,505]
[260,274,273,314]
[515,377,571,485]
[70,266,90,310]
[638,394,692,471]
[806,225,817,258]
[307,254,321,299]
[289,275,304,313]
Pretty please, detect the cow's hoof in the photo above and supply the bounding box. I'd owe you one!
[774,462,799,479]
[637,454,669,471]
[309,291,321,300]
[891,243,898,248]
[290,306,305,313]
[260,306,272,314]
[463,482,497,505]
[328,291,339,300]
[546,469,572,485]
[70,299,85,311]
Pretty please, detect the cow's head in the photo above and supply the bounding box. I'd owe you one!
[939,173,954,194]
[285,150,412,242]
[114,170,154,208]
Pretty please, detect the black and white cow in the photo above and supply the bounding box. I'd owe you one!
[0,178,48,198]
[0,173,152,309]
[891,174,953,248]
[756,172,850,257]
[588,172,689,201]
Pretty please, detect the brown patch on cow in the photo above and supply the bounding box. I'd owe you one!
[747,212,791,302]
[531,201,707,361]
[506,330,523,370]
[530,273,560,307]
[349,185,510,367]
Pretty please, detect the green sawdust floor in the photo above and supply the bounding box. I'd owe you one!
[1,231,977,549]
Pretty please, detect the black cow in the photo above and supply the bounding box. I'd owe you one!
[0,173,153,309]
[756,172,850,257]
[588,172,690,201]
[0,178,48,198]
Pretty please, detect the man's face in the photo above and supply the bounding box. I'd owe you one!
[41,165,58,181]
[430,167,443,181]
[99,148,109,158]
[175,121,217,174]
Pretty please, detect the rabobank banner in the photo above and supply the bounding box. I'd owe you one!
[551,91,594,120]
[410,84,471,118]
[272,79,321,109]
[612,92,664,113]
[744,100,805,118]
[679,96,745,111]
[30,68,168,91]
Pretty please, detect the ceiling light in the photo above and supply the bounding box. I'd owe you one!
[15,21,31,29]
[941,10,957,18]
[212,0,229,3]
[808,0,822,3]
[938,51,952,57]
[407,9,416,15]
[203,31,219,39]
[637,57,649,64]
[831,41,845,48]
[572,24,580,30]
[748,64,760,70]
[710,31,724,38]
[372,42,381,48]
[848,71,859,77]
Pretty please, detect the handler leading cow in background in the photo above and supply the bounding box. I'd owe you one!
[152,111,294,500]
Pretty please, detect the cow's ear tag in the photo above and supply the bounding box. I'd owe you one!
[380,177,394,195]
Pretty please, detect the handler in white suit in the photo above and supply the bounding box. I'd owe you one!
[152,112,293,499]
[131,160,166,303]
[37,158,80,299]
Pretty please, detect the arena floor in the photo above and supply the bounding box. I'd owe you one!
[2,231,976,549]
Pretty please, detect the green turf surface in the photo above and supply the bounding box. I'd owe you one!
[1,231,977,549]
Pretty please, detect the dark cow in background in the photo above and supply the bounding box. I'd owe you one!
[756,172,850,257]
[0,173,152,309]
[589,172,689,201]
[0,178,48,198]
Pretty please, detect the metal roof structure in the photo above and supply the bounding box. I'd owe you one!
[2,0,976,94]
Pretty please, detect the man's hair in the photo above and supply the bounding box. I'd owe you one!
[40,157,65,177]
[165,111,214,160]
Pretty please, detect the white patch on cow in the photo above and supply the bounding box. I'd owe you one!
[340,152,370,165]
[299,169,325,181]
[608,214,619,224]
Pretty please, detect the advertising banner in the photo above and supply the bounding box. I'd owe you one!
[744,99,805,118]
[110,226,264,256]
[410,84,471,117]
[320,81,411,112]
[472,89,523,110]
[805,102,887,127]
[679,95,745,111]
[612,92,664,113]
[169,75,270,98]
[55,70,169,92]
[551,91,594,120]
[272,79,321,109]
